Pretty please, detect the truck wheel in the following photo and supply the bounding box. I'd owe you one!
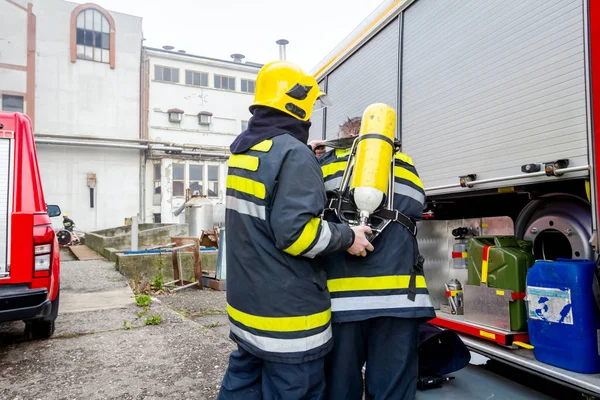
[25,319,55,340]
[25,292,59,340]
[516,194,592,260]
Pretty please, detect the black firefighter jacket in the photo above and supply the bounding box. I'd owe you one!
[225,133,354,364]
[319,148,436,324]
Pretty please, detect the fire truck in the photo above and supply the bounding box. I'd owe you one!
[0,112,61,339]
[311,0,600,396]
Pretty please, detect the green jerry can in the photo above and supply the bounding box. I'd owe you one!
[465,236,535,332]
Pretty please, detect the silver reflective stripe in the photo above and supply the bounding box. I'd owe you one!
[394,182,425,205]
[324,177,342,191]
[226,195,265,220]
[331,294,433,312]
[303,221,332,259]
[229,322,332,353]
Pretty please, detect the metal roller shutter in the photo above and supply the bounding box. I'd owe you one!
[325,19,400,140]
[401,0,589,192]
[0,139,11,277]
[308,80,325,142]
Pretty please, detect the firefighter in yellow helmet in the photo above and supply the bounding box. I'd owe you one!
[217,60,374,399]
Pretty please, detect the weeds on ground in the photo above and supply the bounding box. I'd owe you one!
[145,315,162,326]
[151,273,164,291]
[135,295,151,307]
[123,321,134,330]
[137,307,149,318]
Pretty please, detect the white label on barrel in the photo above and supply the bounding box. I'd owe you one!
[526,286,573,325]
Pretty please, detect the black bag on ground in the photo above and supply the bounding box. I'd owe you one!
[419,322,471,377]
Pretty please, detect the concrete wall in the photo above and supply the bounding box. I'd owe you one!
[0,1,28,108]
[0,3,27,67]
[33,0,142,139]
[84,223,189,257]
[29,0,143,231]
[38,146,141,232]
[116,251,218,283]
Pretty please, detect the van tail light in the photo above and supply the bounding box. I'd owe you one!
[33,224,54,277]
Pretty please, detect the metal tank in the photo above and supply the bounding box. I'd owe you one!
[185,197,214,238]
[213,203,225,227]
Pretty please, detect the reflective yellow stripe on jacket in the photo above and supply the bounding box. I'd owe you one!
[328,275,427,292]
[226,175,266,199]
[228,304,331,332]
[284,217,320,256]
[394,167,423,190]
[228,154,259,171]
[322,161,347,179]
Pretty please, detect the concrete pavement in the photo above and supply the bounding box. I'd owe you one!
[0,251,235,399]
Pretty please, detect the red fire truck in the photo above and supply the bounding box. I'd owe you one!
[311,0,600,396]
[0,112,60,339]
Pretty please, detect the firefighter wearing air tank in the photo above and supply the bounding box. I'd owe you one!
[319,104,435,400]
[217,60,373,399]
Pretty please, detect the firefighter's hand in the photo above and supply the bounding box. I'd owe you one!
[309,140,326,158]
[348,226,374,257]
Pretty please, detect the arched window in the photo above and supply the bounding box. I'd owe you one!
[70,4,116,68]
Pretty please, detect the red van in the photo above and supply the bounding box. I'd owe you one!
[0,112,60,339]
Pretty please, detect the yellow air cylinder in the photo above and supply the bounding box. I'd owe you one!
[350,103,396,222]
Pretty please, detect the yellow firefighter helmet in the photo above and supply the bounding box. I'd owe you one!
[250,60,329,121]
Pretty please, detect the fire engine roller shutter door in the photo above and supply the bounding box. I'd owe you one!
[308,80,326,142]
[401,0,589,193]
[0,139,11,276]
[325,19,400,140]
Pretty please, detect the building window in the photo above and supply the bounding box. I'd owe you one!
[70,4,115,68]
[153,163,161,206]
[189,164,203,195]
[186,70,208,87]
[215,75,235,91]
[2,95,24,113]
[153,213,161,223]
[155,66,180,83]
[168,108,184,123]
[207,165,219,198]
[241,79,256,94]
[198,111,213,126]
[172,163,185,197]
[75,9,110,64]
[241,120,248,131]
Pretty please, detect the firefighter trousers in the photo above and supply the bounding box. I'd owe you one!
[325,317,420,400]
[218,344,326,400]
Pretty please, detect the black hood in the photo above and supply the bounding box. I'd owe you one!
[230,106,312,154]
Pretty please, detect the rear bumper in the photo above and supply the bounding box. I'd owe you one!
[0,286,52,322]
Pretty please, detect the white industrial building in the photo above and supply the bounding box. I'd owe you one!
[141,47,262,224]
[1,0,143,232]
[1,0,264,231]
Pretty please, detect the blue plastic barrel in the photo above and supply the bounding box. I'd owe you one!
[527,259,600,373]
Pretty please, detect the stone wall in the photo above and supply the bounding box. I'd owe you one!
[115,250,218,284]
[85,223,189,259]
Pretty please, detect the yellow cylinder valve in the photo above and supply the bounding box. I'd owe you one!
[350,103,397,224]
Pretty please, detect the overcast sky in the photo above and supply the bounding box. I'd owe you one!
[74,0,384,71]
